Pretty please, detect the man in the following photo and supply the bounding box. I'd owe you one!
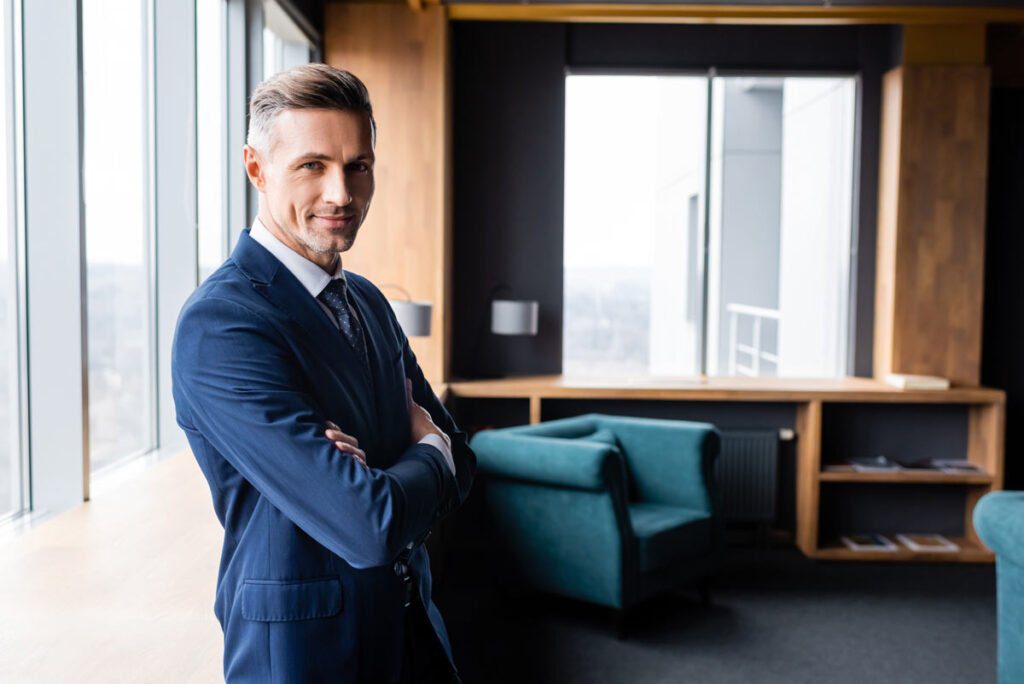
[171,63,475,683]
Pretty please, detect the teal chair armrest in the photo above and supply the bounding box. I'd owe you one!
[470,430,624,492]
[974,491,1024,568]
[593,414,720,513]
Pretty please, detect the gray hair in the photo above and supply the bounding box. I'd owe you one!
[246,63,376,154]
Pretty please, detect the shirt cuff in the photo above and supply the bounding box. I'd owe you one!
[419,433,455,477]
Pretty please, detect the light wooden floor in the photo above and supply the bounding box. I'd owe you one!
[0,450,224,682]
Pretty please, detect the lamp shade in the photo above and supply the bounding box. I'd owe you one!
[491,299,538,335]
[388,299,432,337]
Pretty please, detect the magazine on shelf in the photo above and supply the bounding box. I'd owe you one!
[847,455,903,472]
[841,534,899,552]
[895,534,959,553]
[903,458,983,474]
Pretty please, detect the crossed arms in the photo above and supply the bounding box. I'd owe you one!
[172,295,476,569]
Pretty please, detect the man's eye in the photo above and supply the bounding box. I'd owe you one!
[350,163,370,173]
[301,161,322,170]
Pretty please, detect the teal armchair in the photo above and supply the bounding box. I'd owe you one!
[469,413,721,619]
[973,491,1024,684]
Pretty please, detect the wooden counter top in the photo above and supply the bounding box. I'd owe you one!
[446,374,1005,404]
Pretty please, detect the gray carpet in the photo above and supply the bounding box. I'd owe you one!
[434,548,996,684]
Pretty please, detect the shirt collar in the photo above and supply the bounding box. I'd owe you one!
[248,216,345,298]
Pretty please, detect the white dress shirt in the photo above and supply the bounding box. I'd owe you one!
[248,216,454,473]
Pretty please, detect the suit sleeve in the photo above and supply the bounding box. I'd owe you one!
[171,295,457,569]
[391,309,476,522]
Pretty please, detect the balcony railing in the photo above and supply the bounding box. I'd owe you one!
[726,303,780,377]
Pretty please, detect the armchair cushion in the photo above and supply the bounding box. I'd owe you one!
[629,503,712,573]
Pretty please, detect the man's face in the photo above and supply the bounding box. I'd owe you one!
[243,108,375,266]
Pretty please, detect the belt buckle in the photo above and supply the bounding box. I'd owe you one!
[402,573,413,608]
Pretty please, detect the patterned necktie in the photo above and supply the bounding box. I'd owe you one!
[318,278,369,368]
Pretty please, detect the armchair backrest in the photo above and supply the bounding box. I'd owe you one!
[475,413,719,514]
[594,414,719,514]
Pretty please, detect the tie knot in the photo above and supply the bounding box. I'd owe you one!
[320,278,348,302]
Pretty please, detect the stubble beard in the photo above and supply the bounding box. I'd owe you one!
[298,219,359,256]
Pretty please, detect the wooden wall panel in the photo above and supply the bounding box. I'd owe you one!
[324,2,450,384]
[873,64,990,386]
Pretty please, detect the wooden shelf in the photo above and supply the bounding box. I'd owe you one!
[813,537,994,563]
[820,466,994,485]
[447,374,1005,404]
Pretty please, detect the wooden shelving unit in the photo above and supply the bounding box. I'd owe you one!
[798,398,1005,564]
[447,375,1007,564]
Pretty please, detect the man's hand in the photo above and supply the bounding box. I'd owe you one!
[406,379,450,447]
[322,380,453,474]
[324,420,367,468]
[407,378,456,475]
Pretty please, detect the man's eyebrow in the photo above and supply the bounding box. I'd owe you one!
[291,152,375,164]
[292,152,331,163]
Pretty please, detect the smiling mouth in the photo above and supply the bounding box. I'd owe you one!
[314,215,355,226]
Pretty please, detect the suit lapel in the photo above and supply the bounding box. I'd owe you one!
[230,228,376,434]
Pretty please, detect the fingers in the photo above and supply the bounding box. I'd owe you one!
[323,422,367,468]
[324,427,359,449]
[333,440,367,467]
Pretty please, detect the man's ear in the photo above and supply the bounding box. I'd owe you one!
[242,145,266,192]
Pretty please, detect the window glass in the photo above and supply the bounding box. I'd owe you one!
[0,0,20,517]
[197,0,227,281]
[707,76,856,377]
[82,0,154,472]
[564,74,709,378]
[262,0,312,79]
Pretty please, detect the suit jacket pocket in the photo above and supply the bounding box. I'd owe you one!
[240,576,343,622]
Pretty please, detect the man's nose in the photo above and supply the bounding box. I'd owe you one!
[323,169,353,206]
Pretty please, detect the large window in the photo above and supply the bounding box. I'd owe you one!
[197,0,228,281]
[0,0,21,519]
[564,72,857,379]
[82,0,155,473]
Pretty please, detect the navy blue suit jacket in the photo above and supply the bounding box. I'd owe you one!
[171,228,475,682]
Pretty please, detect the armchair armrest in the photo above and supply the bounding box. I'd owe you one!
[593,414,719,513]
[974,491,1024,568]
[470,430,624,492]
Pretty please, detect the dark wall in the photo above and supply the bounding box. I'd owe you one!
[451,21,899,379]
[982,87,1024,491]
[452,23,568,379]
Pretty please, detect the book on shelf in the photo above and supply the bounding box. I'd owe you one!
[841,534,899,552]
[883,373,950,390]
[895,534,959,553]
